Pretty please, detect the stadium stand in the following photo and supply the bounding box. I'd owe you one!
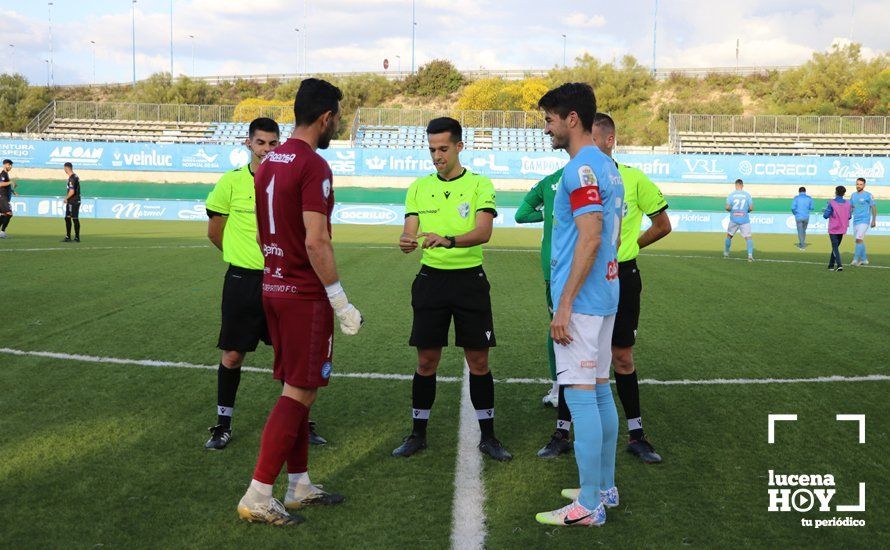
[26,101,293,144]
[670,114,890,156]
[353,125,550,151]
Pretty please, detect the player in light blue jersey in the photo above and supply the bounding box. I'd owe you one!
[850,178,877,266]
[724,179,755,261]
[534,83,623,529]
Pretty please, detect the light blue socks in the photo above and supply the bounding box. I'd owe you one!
[596,383,619,491]
[724,237,732,253]
[746,239,754,256]
[564,388,602,510]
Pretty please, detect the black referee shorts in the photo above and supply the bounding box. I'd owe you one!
[409,264,496,349]
[612,259,642,348]
[218,265,270,352]
[65,201,81,219]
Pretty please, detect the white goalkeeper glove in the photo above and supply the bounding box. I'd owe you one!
[326,282,364,335]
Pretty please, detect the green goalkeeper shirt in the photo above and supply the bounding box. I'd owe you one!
[515,168,562,281]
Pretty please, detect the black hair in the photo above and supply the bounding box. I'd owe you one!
[64,162,73,169]
[537,83,597,132]
[836,185,846,196]
[856,177,866,184]
[2,159,11,165]
[735,179,744,185]
[249,117,280,138]
[592,112,615,133]
[293,78,343,126]
[799,186,806,193]
[426,117,462,143]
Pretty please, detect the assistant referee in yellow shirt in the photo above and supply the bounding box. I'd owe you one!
[393,117,512,461]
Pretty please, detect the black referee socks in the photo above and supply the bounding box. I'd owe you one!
[615,370,644,440]
[469,371,496,439]
[217,364,242,429]
[411,372,437,436]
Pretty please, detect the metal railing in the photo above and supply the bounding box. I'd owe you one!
[25,101,57,134]
[353,108,544,134]
[670,113,890,137]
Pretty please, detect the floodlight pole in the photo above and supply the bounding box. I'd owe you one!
[652,0,658,76]
[411,0,416,74]
[90,40,96,86]
[132,0,137,86]
[7,44,13,74]
[396,55,401,79]
[562,34,567,67]
[170,0,174,76]
[295,28,301,75]
[189,35,196,77]
[48,2,54,86]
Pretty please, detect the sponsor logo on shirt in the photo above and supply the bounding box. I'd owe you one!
[606,259,619,281]
[263,243,284,257]
[580,360,596,369]
[321,362,333,380]
[263,283,298,294]
[265,152,296,164]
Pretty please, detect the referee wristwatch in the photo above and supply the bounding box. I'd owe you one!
[445,235,457,249]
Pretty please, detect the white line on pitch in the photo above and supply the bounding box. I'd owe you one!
[3,348,889,386]
[0,244,209,253]
[450,361,487,550]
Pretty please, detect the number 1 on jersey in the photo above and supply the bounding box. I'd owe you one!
[266,176,276,235]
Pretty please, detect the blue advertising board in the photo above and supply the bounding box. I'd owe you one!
[1,139,886,185]
[9,196,890,236]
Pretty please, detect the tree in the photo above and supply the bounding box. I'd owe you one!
[402,60,465,97]
[0,74,51,132]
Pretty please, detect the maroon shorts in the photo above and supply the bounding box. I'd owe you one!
[263,297,334,389]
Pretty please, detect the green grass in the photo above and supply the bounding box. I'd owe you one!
[1,218,889,548]
[15,179,879,212]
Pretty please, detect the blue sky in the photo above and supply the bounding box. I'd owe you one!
[1,0,886,86]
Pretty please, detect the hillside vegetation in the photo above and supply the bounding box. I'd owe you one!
[0,43,886,145]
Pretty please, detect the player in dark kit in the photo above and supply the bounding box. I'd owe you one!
[237,79,363,526]
[62,163,81,242]
[0,159,17,238]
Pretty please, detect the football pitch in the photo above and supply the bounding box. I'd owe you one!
[2,217,888,548]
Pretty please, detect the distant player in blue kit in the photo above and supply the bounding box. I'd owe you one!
[724,179,754,261]
[850,178,877,266]
[533,83,624,528]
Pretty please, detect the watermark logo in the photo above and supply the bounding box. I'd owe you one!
[767,414,866,529]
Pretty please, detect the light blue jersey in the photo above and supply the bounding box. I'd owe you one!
[550,146,624,317]
[727,190,753,224]
[850,191,874,225]
[791,193,813,221]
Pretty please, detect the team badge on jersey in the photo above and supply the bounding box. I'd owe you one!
[458,201,470,218]
[578,165,598,187]
[322,179,331,199]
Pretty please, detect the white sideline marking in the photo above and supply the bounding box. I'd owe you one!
[3,242,887,269]
[450,361,486,550]
[0,244,208,253]
[2,348,889,386]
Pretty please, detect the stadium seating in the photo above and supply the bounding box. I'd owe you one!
[353,125,550,151]
[38,118,295,144]
[674,131,890,156]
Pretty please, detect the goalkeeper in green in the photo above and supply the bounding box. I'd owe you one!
[515,168,572,458]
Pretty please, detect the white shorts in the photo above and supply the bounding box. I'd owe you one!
[555,313,615,385]
[854,223,869,240]
[727,221,752,238]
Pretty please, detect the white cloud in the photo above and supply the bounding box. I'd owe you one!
[3,1,886,85]
[562,13,607,28]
